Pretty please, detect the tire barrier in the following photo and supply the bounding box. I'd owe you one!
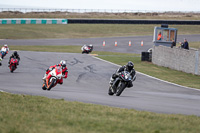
[0,19,68,24]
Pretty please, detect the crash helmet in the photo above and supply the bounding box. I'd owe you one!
[60,60,66,69]
[89,44,93,47]
[126,61,134,71]
[13,51,18,56]
[4,44,8,48]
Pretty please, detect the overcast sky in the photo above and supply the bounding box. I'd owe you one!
[0,0,200,12]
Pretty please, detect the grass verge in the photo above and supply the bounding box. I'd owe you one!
[1,12,200,20]
[0,24,200,39]
[1,92,200,133]
[9,45,200,89]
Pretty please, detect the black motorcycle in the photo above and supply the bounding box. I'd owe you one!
[108,71,135,96]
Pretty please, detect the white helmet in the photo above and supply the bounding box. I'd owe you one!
[89,44,93,47]
[4,44,8,47]
[60,60,66,69]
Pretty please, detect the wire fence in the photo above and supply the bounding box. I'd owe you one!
[0,8,200,14]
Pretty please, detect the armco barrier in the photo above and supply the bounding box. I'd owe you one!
[0,19,68,24]
[67,19,200,25]
[1,19,200,25]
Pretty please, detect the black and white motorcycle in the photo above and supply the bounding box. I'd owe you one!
[108,71,136,96]
[81,44,93,54]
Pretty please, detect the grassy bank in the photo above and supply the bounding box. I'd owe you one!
[9,45,200,89]
[1,11,200,20]
[1,92,200,133]
[189,42,200,49]
[0,24,200,39]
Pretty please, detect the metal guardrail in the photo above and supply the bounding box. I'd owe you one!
[68,19,200,25]
[0,18,68,24]
[1,18,200,25]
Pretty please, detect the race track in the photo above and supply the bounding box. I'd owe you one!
[1,34,200,54]
[1,51,200,116]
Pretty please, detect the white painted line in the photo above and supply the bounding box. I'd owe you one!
[92,56,200,92]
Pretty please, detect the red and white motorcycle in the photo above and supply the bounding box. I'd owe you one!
[81,44,93,54]
[42,66,63,91]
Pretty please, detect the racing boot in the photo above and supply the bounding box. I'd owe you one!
[109,77,115,85]
[42,74,47,80]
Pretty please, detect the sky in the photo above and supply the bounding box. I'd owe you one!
[0,0,200,12]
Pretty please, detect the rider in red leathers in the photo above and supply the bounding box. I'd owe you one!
[43,60,68,87]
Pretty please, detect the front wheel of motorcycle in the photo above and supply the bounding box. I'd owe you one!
[108,86,114,96]
[116,82,126,96]
[42,84,47,90]
[47,78,56,91]
[10,65,15,73]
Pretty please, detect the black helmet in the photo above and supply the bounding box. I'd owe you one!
[126,61,134,71]
[13,51,18,56]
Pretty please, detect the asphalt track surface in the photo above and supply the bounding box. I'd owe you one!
[0,35,200,116]
[1,34,200,54]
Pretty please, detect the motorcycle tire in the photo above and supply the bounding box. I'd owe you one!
[116,82,126,96]
[10,66,15,73]
[47,78,56,91]
[108,86,114,96]
[42,84,47,90]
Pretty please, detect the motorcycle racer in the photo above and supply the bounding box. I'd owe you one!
[43,60,68,86]
[1,44,9,53]
[81,44,93,54]
[8,51,20,66]
[110,61,136,87]
[1,44,9,58]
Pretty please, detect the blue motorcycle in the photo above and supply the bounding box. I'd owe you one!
[0,51,7,59]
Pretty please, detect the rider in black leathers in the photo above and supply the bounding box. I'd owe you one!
[8,51,20,66]
[110,61,136,87]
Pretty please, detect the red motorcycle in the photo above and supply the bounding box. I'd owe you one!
[9,58,18,73]
[42,66,63,91]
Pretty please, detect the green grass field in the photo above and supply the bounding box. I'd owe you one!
[1,24,200,39]
[1,92,200,133]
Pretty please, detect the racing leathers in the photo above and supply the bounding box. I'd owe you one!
[110,65,136,87]
[45,64,68,86]
[8,53,20,66]
[1,46,9,54]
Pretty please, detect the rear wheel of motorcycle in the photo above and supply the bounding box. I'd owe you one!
[108,86,114,95]
[11,66,15,73]
[47,79,55,91]
[116,82,126,96]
